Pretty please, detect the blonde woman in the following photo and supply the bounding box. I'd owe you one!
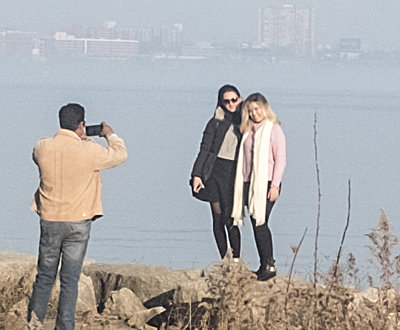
[232,92,286,281]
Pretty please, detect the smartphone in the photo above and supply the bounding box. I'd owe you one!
[86,124,103,136]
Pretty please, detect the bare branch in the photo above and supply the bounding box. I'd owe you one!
[285,227,308,319]
[313,112,321,290]
[331,179,351,283]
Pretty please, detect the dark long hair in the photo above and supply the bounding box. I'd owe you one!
[216,84,240,109]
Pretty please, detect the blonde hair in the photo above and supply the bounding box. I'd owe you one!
[240,92,281,134]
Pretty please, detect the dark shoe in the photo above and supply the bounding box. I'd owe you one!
[252,266,263,276]
[253,259,276,276]
[257,265,276,281]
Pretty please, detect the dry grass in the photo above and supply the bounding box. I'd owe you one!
[162,254,258,329]
[160,210,400,329]
[200,255,257,329]
[367,210,400,289]
[0,269,60,328]
[0,280,27,314]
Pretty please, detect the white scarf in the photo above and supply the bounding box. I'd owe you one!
[232,120,273,226]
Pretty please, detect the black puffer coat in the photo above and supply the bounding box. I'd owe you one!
[191,105,242,182]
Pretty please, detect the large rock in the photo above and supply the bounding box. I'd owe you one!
[76,274,98,313]
[104,287,165,328]
[83,263,208,310]
[49,273,98,314]
[105,287,147,318]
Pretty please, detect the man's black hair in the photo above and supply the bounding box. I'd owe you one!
[59,103,85,131]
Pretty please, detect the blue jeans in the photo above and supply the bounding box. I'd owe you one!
[28,219,91,329]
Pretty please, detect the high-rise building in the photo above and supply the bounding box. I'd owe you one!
[295,8,315,57]
[278,4,295,48]
[258,4,315,57]
[258,7,279,48]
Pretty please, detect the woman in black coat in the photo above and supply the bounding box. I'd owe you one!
[191,85,242,260]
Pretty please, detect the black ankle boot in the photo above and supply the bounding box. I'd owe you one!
[252,265,263,276]
[257,264,276,281]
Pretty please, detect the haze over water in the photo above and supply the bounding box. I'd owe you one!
[1,57,400,286]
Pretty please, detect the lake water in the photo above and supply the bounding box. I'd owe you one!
[1,58,400,285]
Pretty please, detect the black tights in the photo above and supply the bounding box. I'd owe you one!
[251,215,274,267]
[210,202,241,259]
[245,181,277,267]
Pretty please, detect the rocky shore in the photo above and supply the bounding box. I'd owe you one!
[0,251,208,329]
[1,251,400,329]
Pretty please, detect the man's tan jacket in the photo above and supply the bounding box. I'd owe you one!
[31,129,127,221]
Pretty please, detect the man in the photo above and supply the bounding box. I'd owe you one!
[28,103,127,328]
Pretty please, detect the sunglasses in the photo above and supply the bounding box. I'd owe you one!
[223,97,239,105]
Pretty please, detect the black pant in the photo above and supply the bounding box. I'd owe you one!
[207,158,241,258]
[244,181,277,267]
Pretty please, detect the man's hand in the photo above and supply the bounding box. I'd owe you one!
[192,176,205,193]
[100,122,115,138]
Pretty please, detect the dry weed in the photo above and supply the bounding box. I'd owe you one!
[198,253,257,329]
[367,210,400,289]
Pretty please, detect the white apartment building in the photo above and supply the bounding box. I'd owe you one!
[258,4,315,57]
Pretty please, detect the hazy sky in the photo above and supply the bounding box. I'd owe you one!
[1,0,399,50]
